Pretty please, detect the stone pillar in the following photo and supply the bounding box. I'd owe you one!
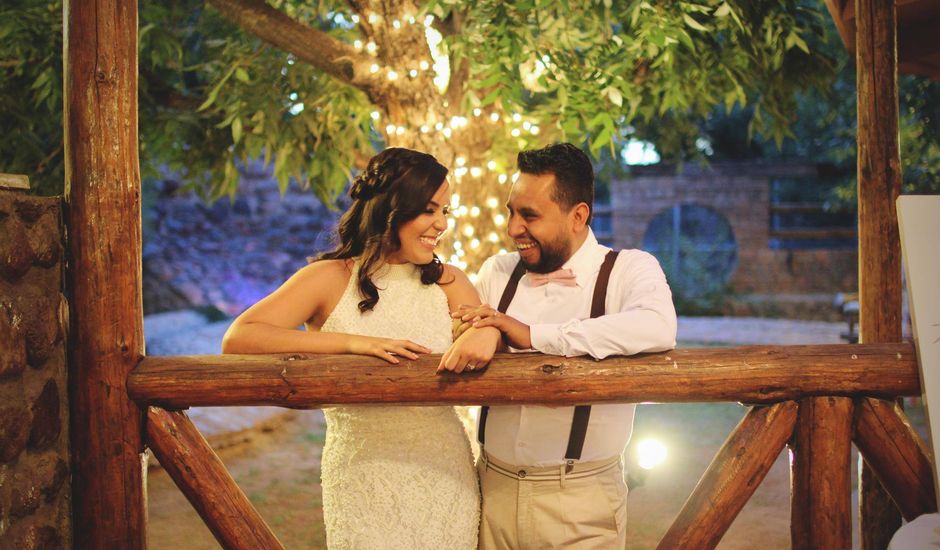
[0,184,71,549]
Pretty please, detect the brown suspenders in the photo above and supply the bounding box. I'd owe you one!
[477,249,620,462]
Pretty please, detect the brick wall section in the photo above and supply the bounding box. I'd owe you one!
[0,189,71,549]
[610,162,858,299]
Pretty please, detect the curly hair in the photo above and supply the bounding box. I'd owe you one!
[517,142,594,223]
[317,148,448,312]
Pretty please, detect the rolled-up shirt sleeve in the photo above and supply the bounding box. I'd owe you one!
[529,251,677,359]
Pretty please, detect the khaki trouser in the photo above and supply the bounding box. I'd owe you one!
[478,452,628,550]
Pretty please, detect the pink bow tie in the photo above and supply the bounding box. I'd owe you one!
[527,269,578,287]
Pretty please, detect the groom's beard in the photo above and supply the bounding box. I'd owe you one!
[520,235,572,274]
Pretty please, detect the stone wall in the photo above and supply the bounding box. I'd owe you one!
[0,189,70,548]
[611,161,858,318]
[143,161,341,316]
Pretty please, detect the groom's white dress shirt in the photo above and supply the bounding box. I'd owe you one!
[475,229,677,467]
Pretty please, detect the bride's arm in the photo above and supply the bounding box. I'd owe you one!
[222,260,430,363]
[437,264,501,373]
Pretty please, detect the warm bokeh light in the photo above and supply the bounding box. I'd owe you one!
[636,439,667,470]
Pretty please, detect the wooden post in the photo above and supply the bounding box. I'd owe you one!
[64,1,146,547]
[656,401,797,550]
[790,396,854,550]
[146,408,285,549]
[855,0,904,546]
[854,397,937,519]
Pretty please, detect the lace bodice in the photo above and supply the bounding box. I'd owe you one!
[317,261,479,549]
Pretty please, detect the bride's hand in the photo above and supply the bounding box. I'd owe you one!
[346,335,431,364]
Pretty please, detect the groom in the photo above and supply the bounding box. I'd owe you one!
[452,143,677,548]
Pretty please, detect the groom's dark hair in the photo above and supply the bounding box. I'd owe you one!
[517,142,594,223]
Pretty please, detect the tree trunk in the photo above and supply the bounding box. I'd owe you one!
[790,396,854,550]
[855,0,903,546]
[64,1,146,547]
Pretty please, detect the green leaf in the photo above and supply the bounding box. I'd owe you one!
[682,13,708,33]
[235,67,250,83]
[231,117,242,143]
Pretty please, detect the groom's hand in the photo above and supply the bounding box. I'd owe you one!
[451,304,532,350]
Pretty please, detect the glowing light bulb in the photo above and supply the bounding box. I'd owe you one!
[409,69,418,78]
[470,167,482,178]
[494,214,506,225]
[424,15,434,26]
[470,206,481,217]
[435,122,444,131]
[366,42,377,54]
[371,111,380,120]
[448,218,456,230]
[419,125,429,133]
[419,60,430,71]
[442,127,452,138]
[498,174,508,184]
[370,64,379,73]
[408,16,416,24]
[511,128,521,137]
[486,197,498,208]
[637,439,668,470]
[530,125,540,135]
[487,161,497,171]
[453,240,462,250]
[454,167,468,177]
[351,14,360,23]
[450,254,460,263]
[387,70,399,81]
[470,239,480,249]
[463,225,474,237]
[368,13,379,24]
[473,108,482,117]
[457,248,465,257]
[488,232,499,242]
[456,156,467,166]
[512,113,522,122]
[451,194,461,208]
[395,126,405,135]
[523,121,531,130]
[354,40,363,50]
[392,19,401,29]
[385,124,396,134]
[490,112,500,122]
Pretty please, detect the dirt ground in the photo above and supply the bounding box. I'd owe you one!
[147,402,814,549]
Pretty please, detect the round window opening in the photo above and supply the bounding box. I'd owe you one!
[642,204,738,299]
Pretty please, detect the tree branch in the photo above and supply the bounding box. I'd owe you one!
[206,0,378,93]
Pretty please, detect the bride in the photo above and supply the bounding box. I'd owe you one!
[222,147,499,548]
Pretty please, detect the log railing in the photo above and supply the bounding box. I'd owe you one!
[129,342,936,549]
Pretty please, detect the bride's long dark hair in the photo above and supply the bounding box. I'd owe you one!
[318,147,448,312]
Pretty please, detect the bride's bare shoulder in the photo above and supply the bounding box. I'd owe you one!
[294,258,354,283]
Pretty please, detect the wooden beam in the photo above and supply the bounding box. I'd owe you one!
[64,1,146,547]
[855,0,904,546]
[146,407,284,550]
[127,343,919,408]
[0,173,30,190]
[853,397,937,519]
[657,401,797,550]
[790,396,854,550]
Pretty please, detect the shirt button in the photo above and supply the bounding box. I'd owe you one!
[518,470,527,478]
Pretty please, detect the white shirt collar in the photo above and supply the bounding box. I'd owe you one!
[560,228,606,287]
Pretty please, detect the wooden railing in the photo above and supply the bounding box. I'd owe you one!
[128,342,936,549]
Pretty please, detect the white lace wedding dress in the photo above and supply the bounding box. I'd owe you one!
[318,262,480,549]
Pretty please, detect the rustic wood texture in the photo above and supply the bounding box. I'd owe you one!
[790,397,854,550]
[146,407,284,550]
[127,344,917,408]
[855,0,904,546]
[656,401,798,550]
[0,173,30,190]
[854,397,937,520]
[64,1,146,548]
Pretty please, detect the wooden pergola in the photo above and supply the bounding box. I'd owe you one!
[65,1,935,548]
